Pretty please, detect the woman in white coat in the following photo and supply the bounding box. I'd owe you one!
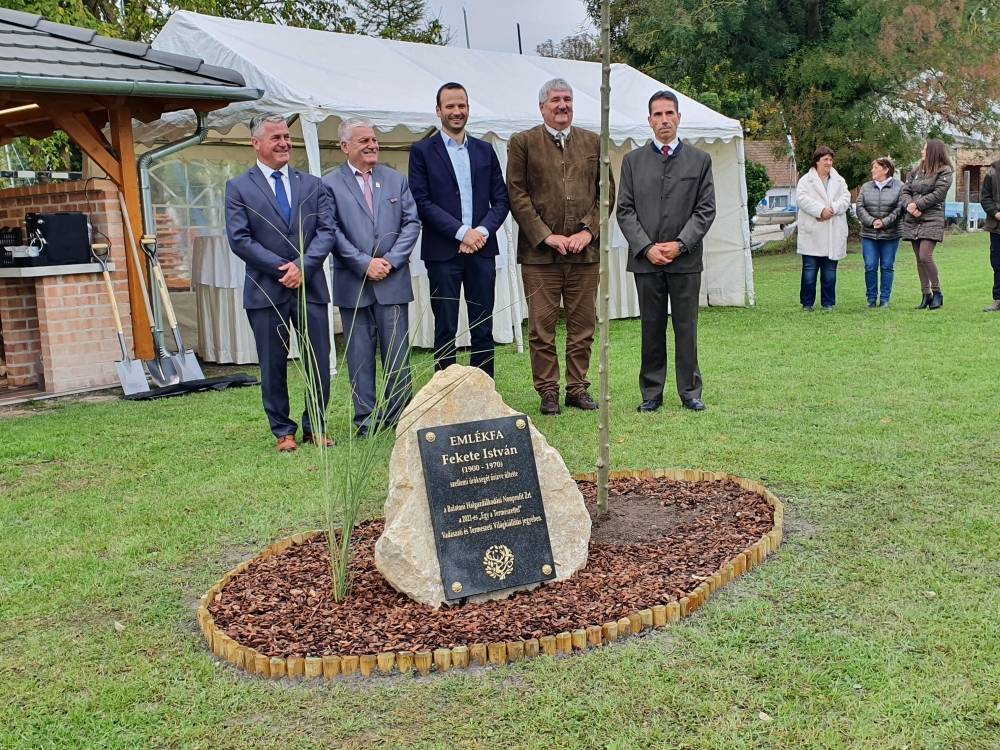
[796,145,852,310]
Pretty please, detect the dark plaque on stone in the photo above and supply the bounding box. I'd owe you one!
[417,414,556,600]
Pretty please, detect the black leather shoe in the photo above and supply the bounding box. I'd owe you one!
[916,293,932,309]
[354,425,370,439]
[928,290,943,309]
[636,398,662,413]
[682,398,706,411]
[565,391,598,410]
[540,394,561,415]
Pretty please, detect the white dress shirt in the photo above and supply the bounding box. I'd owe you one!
[651,136,681,155]
[545,124,572,147]
[257,160,290,198]
[349,163,375,192]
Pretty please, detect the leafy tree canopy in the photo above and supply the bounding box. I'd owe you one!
[7,0,446,42]
[582,0,999,187]
[536,31,601,62]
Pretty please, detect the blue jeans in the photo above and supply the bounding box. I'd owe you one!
[800,255,838,308]
[861,238,900,303]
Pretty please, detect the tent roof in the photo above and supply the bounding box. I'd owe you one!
[146,11,742,145]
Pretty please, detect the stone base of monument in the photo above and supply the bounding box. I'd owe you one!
[197,469,783,680]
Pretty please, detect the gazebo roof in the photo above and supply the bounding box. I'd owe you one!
[0,8,255,92]
[0,8,261,361]
[0,8,261,141]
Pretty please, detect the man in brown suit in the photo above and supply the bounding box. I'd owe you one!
[507,78,610,415]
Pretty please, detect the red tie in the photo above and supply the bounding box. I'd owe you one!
[661,144,671,157]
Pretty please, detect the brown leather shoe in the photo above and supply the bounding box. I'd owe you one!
[540,393,561,415]
[302,432,334,447]
[565,390,598,410]
[276,434,298,452]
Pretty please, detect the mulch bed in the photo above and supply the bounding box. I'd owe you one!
[208,477,774,657]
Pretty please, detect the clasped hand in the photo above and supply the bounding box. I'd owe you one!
[366,257,392,281]
[906,202,923,218]
[278,261,301,288]
[544,229,593,255]
[459,228,487,254]
[646,241,681,266]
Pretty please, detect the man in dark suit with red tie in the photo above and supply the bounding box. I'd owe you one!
[617,90,716,413]
[408,82,510,377]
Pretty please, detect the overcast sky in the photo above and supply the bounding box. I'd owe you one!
[426,0,594,55]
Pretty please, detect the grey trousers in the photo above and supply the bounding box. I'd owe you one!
[634,270,703,403]
[339,302,412,429]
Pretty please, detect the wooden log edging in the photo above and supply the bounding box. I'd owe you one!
[197,469,782,679]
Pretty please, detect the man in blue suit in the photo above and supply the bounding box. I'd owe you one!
[408,82,510,377]
[225,113,335,452]
[323,118,420,437]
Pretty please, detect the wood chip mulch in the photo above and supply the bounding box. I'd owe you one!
[208,478,774,657]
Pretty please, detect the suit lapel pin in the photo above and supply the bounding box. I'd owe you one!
[375,182,381,189]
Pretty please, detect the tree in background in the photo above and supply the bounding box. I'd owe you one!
[536,31,601,62]
[349,0,445,43]
[587,0,999,188]
[4,0,356,39]
[744,160,771,221]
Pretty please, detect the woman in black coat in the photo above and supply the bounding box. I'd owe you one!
[980,159,1000,312]
[901,139,954,310]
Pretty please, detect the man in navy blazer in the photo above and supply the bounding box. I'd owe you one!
[408,82,509,377]
[225,113,335,452]
[323,118,420,437]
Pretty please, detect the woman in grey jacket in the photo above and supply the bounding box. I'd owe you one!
[901,139,954,310]
[856,157,903,307]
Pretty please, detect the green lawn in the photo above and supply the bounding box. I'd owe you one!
[2,233,998,749]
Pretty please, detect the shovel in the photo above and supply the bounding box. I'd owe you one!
[91,243,149,396]
[117,194,180,387]
[141,234,205,381]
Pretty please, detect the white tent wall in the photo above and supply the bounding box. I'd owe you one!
[141,11,754,363]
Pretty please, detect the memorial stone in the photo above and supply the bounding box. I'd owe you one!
[375,365,591,608]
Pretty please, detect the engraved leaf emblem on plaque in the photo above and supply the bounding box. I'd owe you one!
[483,544,515,581]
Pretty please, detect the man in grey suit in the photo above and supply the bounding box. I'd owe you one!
[617,90,716,413]
[323,118,420,436]
[225,113,335,452]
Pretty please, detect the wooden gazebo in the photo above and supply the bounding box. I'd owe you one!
[0,8,259,359]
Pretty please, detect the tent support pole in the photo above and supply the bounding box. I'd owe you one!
[300,117,339,377]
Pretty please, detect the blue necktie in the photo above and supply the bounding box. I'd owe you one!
[271,171,291,224]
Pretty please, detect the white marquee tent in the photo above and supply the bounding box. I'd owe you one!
[142,11,754,364]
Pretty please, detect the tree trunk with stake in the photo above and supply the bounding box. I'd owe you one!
[596,0,611,517]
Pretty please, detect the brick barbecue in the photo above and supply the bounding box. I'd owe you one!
[0,179,134,396]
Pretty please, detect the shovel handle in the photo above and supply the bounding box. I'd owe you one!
[100,268,126,336]
[117,194,156,323]
[152,263,178,329]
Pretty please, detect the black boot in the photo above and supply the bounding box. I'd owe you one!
[916,293,931,309]
[928,290,943,309]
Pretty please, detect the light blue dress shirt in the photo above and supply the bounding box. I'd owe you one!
[441,131,488,242]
